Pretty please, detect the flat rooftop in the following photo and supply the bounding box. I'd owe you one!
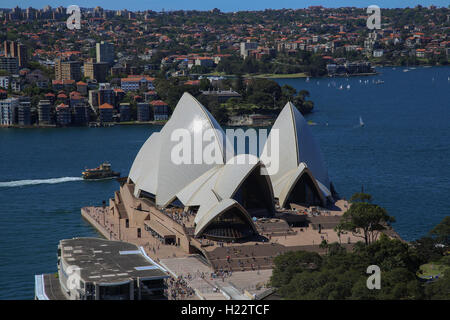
[60,238,168,284]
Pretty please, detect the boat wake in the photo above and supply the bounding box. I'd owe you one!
[0,177,82,188]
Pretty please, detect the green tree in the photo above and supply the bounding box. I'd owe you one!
[429,216,450,245]
[270,251,322,288]
[336,194,395,245]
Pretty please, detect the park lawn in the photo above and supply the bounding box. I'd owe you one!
[417,263,449,278]
[252,72,308,79]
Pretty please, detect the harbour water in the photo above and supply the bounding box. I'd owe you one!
[0,66,449,299]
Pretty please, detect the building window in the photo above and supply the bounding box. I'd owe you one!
[137,228,141,238]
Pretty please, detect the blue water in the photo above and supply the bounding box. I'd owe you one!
[0,66,449,299]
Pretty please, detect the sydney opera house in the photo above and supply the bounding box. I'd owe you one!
[82,92,350,275]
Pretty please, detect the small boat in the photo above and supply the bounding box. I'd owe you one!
[82,162,120,180]
[359,116,364,127]
[346,84,351,90]
[339,85,343,90]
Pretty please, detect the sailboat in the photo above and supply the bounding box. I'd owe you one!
[359,116,364,127]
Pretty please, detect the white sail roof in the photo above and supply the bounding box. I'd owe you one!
[194,199,256,236]
[129,92,233,207]
[277,162,325,208]
[129,132,161,197]
[156,93,232,207]
[190,154,274,226]
[261,101,331,200]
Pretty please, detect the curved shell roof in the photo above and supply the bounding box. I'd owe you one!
[156,93,232,207]
[277,162,325,208]
[190,154,274,227]
[194,199,256,236]
[128,92,233,207]
[128,93,331,237]
[261,101,330,197]
[129,132,161,197]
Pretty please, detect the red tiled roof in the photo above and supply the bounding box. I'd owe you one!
[150,100,168,106]
[99,103,114,109]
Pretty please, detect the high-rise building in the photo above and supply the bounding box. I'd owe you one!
[18,101,31,126]
[137,102,150,122]
[38,100,52,125]
[98,83,115,107]
[73,103,89,125]
[26,7,36,20]
[240,41,258,58]
[0,76,10,89]
[96,41,115,65]
[0,98,19,125]
[99,103,114,123]
[150,100,169,120]
[0,57,19,74]
[3,41,27,67]
[56,104,71,126]
[119,103,131,122]
[55,59,82,81]
[84,61,109,82]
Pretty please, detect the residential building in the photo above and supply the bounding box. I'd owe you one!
[84,61,109,82]
[150,100,169,120]
[0,57,19,74]
[0,98,19,125]
[76,81,88,95]
[73,103,89,125]
[38,100,52,125]
[240,41,258,58]
[194,57,214,68]
[0,76,10,89]
[89,83,115,109]
[416,49,426,58]
[56,103,71,126]
[26,70,49,89]
[200,89,241,103]
[137,102,150,122]
[99,103,114,123]
[96,41,115,64]
[144,90,157,102]
[373,49,384,57]
[3,41,27,67]
[121,76,155,92]
[98,83,115,107]
[55,59,82,81]
[119,103,131,122]
[17,100,31,125]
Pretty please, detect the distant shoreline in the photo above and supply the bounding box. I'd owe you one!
[0,121,167,129]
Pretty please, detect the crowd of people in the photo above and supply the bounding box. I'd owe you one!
[160,207,195,227]
[165,275,196,300]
